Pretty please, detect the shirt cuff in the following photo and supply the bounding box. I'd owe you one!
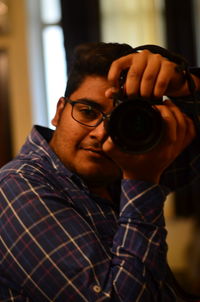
[120,179,169,226]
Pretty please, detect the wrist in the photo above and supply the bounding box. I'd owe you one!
[122,171,160,184]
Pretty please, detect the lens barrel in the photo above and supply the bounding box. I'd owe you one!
[107,98,164,153]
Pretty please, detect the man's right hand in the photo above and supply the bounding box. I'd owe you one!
[103,100,196,184]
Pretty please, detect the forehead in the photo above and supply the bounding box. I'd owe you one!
[69,76,113,110]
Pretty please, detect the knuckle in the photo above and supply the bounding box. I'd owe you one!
[152,53,162,60]
[156,79,167,89]
[163,59,176,69]
[137,49,151,56]
[143,73,155,82]
[128,69,140,79]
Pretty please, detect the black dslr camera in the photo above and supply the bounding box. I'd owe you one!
[106,45,200,154]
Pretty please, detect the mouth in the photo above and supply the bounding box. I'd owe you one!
[80,146,110,160]
[82,147,104,155]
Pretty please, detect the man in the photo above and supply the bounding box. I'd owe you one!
[1,42,200,301]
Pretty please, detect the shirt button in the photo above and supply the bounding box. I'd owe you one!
[93,285,101,293]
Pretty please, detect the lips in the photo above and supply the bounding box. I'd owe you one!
[82,147,104,155]
[79,145,109,159]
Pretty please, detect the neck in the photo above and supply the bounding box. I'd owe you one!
[88,185,112,201]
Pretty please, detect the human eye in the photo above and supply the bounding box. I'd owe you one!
[76,103,100,121]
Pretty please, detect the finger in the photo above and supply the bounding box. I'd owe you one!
[107,54,135,88]
[107,51,152,94]
[163,100,187,143]
[157,100,196,152]
[153,61,177,98]
[163,100,196,147]
[139,54,162,97]
[125,52,148,96]
[173,114,196,152]
[156,102,178,143]
[102,136,115,154]
[179,112,196,147]
[105,87,119,99]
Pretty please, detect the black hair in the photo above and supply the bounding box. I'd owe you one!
[64,42,135,97]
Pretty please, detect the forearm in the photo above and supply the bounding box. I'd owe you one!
[110,180,170,301]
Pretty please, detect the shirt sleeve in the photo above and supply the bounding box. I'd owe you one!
[160,137,200,191]
[110,179,174,301]
[0,172,175,302]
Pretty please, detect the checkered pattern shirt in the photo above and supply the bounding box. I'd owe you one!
[0,125,200,301]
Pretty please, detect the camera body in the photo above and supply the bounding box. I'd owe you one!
[105,45,199,154]
[106,96,164,154]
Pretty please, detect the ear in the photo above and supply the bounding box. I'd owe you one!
[51,97,66,127]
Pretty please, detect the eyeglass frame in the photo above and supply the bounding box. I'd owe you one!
[64,98,112,127]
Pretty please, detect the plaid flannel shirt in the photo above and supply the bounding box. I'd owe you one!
[0,125,200,301]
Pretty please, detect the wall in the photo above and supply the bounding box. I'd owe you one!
[0,0,32,156]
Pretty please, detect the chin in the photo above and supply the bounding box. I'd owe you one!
[77,165,121,186]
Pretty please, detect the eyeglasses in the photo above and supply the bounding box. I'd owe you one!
[65,98,111,127]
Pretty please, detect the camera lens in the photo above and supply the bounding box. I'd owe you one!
[107,99,164,153]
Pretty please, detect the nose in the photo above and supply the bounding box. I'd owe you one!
[89,120,108,142]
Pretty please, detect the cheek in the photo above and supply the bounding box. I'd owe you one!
[59,117,89,150]
[56,107,93,153]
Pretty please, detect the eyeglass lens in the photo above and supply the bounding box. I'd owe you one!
[72,102,103,126]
